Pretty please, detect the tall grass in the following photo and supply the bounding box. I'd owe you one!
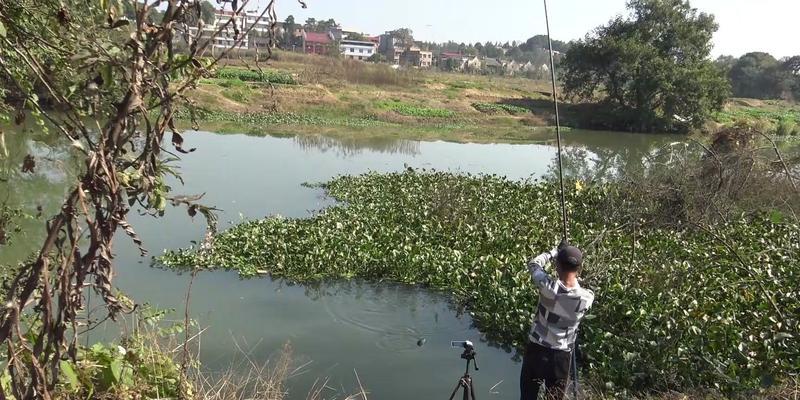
[271,51,418,87]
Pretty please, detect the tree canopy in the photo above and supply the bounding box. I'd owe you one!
[389,28,414,47]
[726,52,800,100]
[561,0,730,132]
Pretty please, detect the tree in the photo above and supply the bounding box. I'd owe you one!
[714,55,736,74]
[729,52,782,99]
[199,0,216,24]
[283,15,297,48]
[390,28,414,47]
[0,0,301,397]
[304,17,317,30]
[367,53,386,63]
[727,53,800,100]
[183,0,216,25]
[347,32,367,41]
[561,0,730,132]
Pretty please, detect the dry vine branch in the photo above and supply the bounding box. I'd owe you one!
[0,0,304,397]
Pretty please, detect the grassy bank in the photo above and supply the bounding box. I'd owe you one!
[713,98,800,135]
[182,51,569,140]
[181,51,800,140]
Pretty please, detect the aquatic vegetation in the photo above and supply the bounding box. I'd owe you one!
[472,102,530,115]
[178,108,393,128]
[161,171,799,394]
[713,106,800,127]
[377,100,456,118]
[215,67,297,85]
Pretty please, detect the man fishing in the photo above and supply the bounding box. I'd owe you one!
[520,240,594,400]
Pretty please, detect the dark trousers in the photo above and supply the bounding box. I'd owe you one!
[520,341,571,400]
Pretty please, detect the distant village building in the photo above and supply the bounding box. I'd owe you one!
[378,31,407,64]
[504,60,522,75]
[303,31,334,55]
[340,39,377,61]
[482,57,503,74]
[175,9,275,50]
[400,47,432,68]
[438,52,469,71]
[465,56,482,72]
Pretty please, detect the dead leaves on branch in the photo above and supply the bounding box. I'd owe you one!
[21,154,35,173]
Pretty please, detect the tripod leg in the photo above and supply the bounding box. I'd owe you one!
[468,376,477,400]
[448,378,463,400]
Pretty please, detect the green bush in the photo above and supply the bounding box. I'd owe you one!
[55,308,189,399]
[472,102,529,115]
[162,171,799,395]
[377,100,455,118]
[776,118,798,136]
[220,85,254,103]
[215,67,296,85]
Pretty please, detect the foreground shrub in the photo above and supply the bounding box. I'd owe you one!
[162,170,799,396]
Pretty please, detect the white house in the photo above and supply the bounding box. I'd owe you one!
[340,39,377,61]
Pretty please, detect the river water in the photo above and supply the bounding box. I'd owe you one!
[0,129,678,399]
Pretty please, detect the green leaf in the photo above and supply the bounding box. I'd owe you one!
[0,21,6,38]
[99,0,108,10]
[768,210,784,224]
[109,359,122,384]
[59,361,80,391]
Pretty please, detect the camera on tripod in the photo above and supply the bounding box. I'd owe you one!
[448,340,479,400]
[450,340,478,366]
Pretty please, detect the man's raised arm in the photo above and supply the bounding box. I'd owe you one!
[527,247,558,288]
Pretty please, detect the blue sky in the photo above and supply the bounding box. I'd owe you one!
[255,0,798,58]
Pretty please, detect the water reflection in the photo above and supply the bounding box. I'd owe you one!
[543,131,684,182]
[0,128,80,262]
[293,134,421,157]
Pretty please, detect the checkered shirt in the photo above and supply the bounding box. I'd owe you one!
[527,249,594,351]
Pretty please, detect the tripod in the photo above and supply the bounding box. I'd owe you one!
[448,345,479,400]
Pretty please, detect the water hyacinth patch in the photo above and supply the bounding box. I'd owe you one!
[215,67,297,85]
[160,171,799,395]
[472,102,530,115]
[377,100,456,118]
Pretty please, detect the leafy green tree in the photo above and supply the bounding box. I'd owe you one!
[561,0,730,132]
[283,15,297,47]
[729,52,782,99]
[483,41,502,58]
[520,34,569,53]
[199,0,216,24]
[183,0,216,25]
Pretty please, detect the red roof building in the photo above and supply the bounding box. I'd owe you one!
[440,52,464,60]
[304,32,332,55]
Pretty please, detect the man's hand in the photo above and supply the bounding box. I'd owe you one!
[558,239,570,251]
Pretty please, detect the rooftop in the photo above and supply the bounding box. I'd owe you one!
[305,32,332,44]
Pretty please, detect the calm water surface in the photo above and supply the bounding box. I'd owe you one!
[0,129,678,399]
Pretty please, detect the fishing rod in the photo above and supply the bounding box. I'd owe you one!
[543,0,569,242]
[543,0,579,398]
